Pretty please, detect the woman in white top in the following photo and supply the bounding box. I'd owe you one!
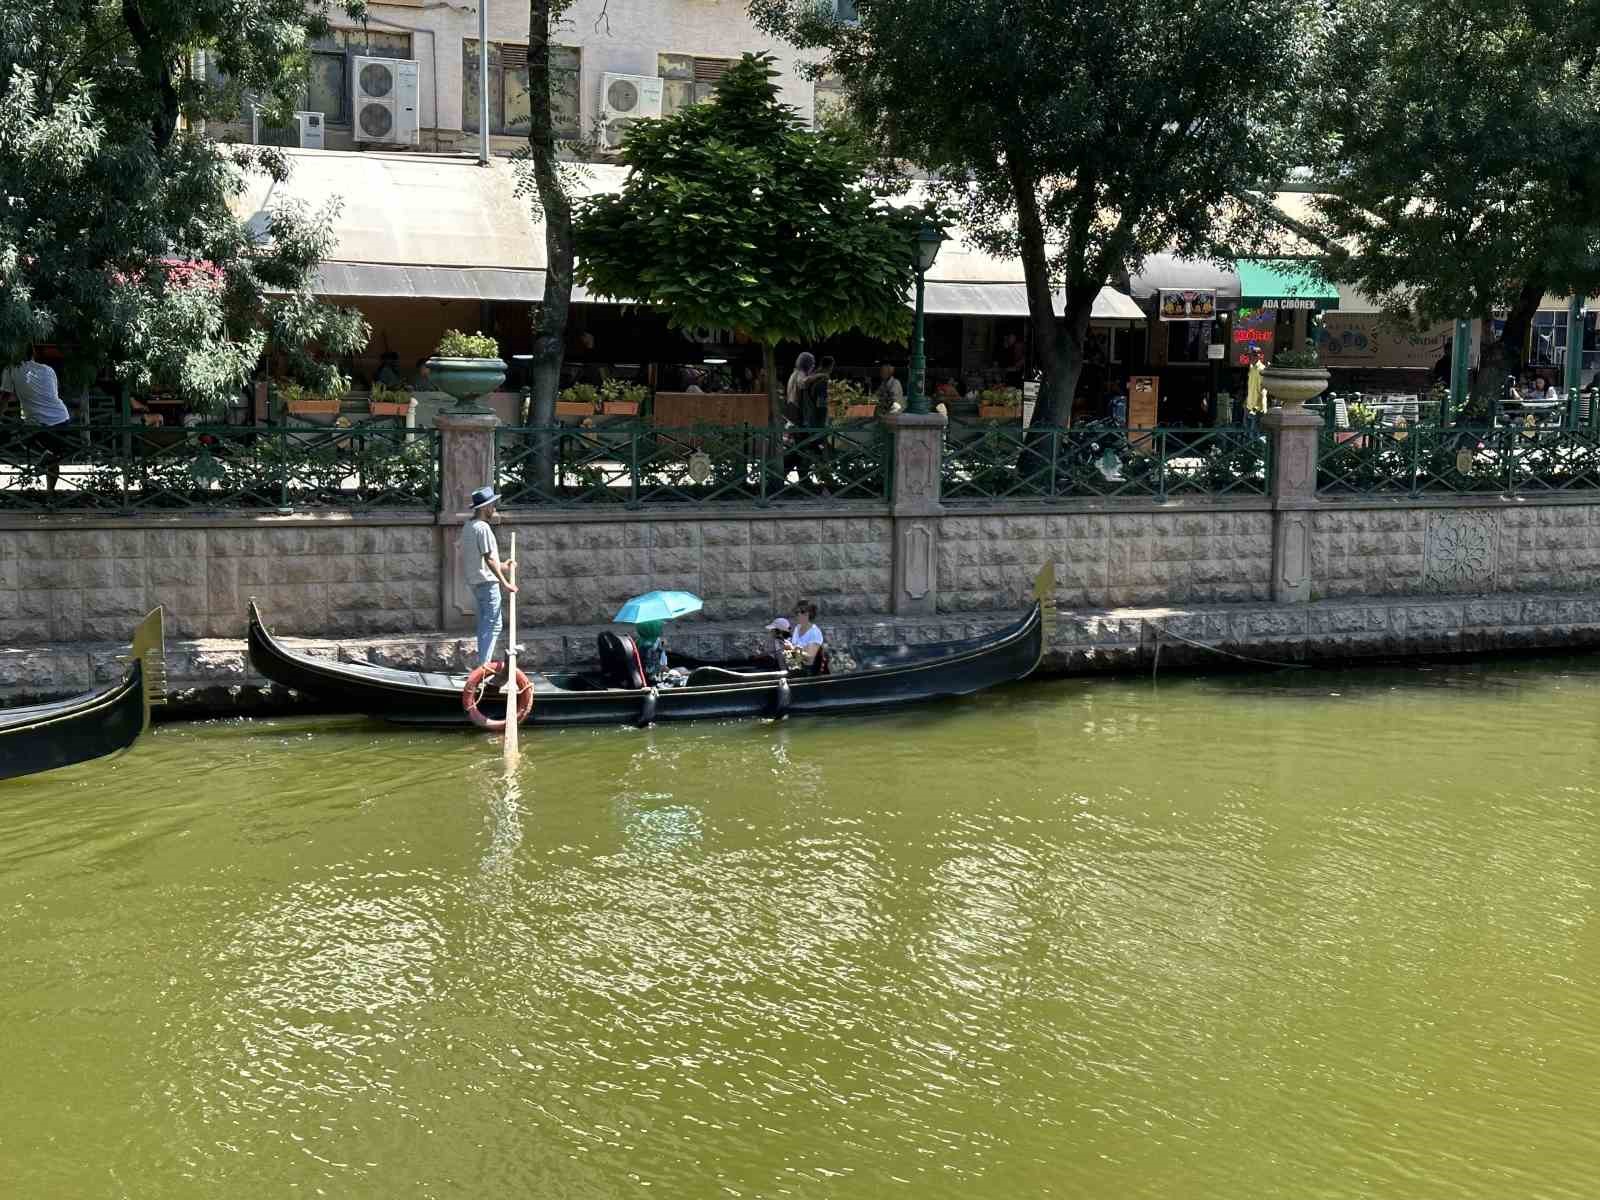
[789,601,824,668]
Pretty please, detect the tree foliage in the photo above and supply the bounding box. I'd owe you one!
[0,0,367,414]
[575,53,926,423]
[1301,0,1600,405]
[751,0,1309,427]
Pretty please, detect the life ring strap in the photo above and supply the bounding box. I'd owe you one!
[462,662,535,730]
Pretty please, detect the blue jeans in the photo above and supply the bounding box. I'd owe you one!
[473,581,502,667]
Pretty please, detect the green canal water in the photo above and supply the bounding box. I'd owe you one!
[5,659,1600,1198]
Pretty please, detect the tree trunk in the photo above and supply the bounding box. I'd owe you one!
[764,340,783,487]
[120,0,179,150]
[1005,154,1075,430]
[764,341,781,426]
[527,0,572,487]
[1470,280,1545,419]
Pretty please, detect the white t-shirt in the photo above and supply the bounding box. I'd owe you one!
[792,624,823,651]
[1,361,69,426]
[460,518,499,586]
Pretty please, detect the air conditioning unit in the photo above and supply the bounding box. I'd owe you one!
[295,111,325,150]
[251,108,327,149]
[352,56,420,145]
[600,72,664,152]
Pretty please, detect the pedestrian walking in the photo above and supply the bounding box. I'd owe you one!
[785,352,815,425]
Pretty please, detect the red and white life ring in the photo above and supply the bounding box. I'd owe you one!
[461,662,534,730]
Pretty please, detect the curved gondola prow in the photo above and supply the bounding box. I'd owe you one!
[1027,562,1057,678]
[126,607,167,730]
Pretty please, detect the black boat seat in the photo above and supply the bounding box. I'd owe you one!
[597,632,647,689]
[685,666,790,688]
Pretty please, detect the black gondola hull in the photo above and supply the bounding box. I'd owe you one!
[247,600,1046,728]
[0,662,146,781]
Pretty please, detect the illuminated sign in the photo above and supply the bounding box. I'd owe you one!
[1159,289,1216,321]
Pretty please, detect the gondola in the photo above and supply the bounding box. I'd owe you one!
[246,567,1055,729]
[0,608,167,781]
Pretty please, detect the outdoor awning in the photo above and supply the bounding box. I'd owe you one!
[920,283,1145,322]
[313,262,548,301]
[1236,259,1340,311]
[1126,254,1242,300]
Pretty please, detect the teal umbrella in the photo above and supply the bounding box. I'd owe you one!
[613,590,703,625]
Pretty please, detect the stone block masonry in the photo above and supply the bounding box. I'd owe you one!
[0,517,440,643]
[11,591,1600,713]
[1312,500,1600,600]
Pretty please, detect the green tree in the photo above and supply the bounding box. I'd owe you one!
[1301,0,1600,413]
[511,0,576,486]
[751,0,1309,428]
[0,0,367,413]
[574,52,926,425]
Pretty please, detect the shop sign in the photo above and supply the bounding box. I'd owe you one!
[1258,297,1320,311]
[1159,289,1217,321]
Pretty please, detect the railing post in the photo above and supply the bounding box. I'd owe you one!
[275,428,291,516]
[435,410,502,632]
[884,411,946,616]
[629,426,641,507]
[1260,404,1323,603]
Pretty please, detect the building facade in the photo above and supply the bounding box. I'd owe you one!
[213,0,835,156]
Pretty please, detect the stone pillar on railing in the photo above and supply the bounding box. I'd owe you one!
[1261,406,1322,603]
[435,411,500,631]
[884,411,946,615]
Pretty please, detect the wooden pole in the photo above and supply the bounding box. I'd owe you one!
[503,532,519,763]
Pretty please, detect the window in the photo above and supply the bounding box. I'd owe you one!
[304,30,411,126]
[834,0,859,22]
[1166,321,1212,363]
[813,74,848,126]
[465,41,580,138]
[657,54,733,117]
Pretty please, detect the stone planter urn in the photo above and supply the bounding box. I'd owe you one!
[1260,366,1331,409]
[426,356,507,414]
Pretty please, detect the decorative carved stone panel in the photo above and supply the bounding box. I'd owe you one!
[1424,509,1497,593]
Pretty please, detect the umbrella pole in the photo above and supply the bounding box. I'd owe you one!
[503,533,519,765]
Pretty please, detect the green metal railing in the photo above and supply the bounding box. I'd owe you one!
[0,422,440,512]
[495,422,891,506]
[941,421,1272,502]
[1319,423,1600,496]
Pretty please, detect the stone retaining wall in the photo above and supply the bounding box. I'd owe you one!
[0,518,438,643]
[1311,500,1600,600]
[8,591,1600,713]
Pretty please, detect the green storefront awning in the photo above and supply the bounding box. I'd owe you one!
[1236,259,1340,311]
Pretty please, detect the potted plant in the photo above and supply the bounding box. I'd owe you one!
[368,382,415,418]
[599,378,648,417]
[557,383,600,420]
[1261,339,1331,408]
[426,329,506,413]
[978,386,1024,422]
[827,379,877,421]
[282,376,349,422]
[1342,399,1377,447]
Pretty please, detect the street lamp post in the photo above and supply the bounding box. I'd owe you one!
[906,220,945,415]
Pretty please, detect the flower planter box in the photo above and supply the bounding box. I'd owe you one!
[556,401,596,420]
[840,404,878,420]
[601,400,640,417]
[369,400,413,417]
[979,405,1022,421]
[287,399,341,416]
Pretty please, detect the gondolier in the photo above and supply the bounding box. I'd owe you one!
[460,486,517,672]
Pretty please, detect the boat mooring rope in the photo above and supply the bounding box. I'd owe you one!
[1147,620,1308,680]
